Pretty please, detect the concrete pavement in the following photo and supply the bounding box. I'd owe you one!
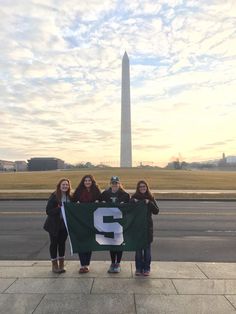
[1,261,236,313]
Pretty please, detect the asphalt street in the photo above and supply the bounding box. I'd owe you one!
[0,200,236,262]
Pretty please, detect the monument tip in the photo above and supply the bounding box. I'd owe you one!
[123,51,129,59]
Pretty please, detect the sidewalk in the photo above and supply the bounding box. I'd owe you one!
[1,261,236,313]
[1,189,236,201]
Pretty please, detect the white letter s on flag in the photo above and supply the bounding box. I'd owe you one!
[94,207,124,245]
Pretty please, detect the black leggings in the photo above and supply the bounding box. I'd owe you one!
[49,228,68,260]
[78,252,92,266]
[110,250,123,264]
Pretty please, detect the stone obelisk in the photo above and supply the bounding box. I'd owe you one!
[120,52,132,167]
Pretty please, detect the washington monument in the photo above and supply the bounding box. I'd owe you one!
[120,52,132,167]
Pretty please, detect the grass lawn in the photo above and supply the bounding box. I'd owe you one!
[0,168,236,190]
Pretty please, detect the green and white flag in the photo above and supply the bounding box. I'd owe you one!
[61,202,148,253]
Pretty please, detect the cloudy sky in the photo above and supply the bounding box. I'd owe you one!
[1,0,236,166]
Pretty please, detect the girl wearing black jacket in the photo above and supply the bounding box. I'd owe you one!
[101,176,130,273]
[43,178,72,273]
[131,180,159,276]
[72,174,101,274]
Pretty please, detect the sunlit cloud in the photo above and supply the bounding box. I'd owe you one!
[0,0,236,166]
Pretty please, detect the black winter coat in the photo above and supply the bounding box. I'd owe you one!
[43,192,69,237]
[101,188,130,204]
[131,197,159,243]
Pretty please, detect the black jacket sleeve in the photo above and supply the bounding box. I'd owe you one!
[148,199,159,215]
[46,193,61,216]
[129,197,136,203]
[121,191,130,203]
[100,190,108,202]
[95,190,102,202]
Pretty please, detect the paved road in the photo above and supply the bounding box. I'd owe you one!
[0,200,236,261]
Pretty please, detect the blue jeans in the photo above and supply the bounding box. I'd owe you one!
[135,244,151,272]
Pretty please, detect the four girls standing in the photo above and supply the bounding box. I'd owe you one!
[44,175,159,276]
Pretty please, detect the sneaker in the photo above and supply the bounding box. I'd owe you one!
[107,263,116,273]
[113,263,121,273]
[143,270,150,276]
[135,270,142,276]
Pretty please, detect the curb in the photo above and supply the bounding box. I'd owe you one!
[0,198,236,202]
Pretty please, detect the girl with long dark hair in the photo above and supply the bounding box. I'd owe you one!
[43,178,72,273]
[131,180,159,276]
[73,174,101,273]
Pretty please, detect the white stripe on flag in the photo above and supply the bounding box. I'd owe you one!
[61,204,73,255]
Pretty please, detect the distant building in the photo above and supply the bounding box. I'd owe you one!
[218,153,236,167]
[218,152,227,167]
[0,160,15,171]
[226,156,236,164]
[28,157,65,171]
[15,161,28,171]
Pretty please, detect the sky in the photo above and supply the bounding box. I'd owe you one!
[0,0,236,166]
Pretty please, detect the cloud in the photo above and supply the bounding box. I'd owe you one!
[0,0,236,165]
[134,144,171,150]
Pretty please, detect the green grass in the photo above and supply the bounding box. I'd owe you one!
[0,168,236,190]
